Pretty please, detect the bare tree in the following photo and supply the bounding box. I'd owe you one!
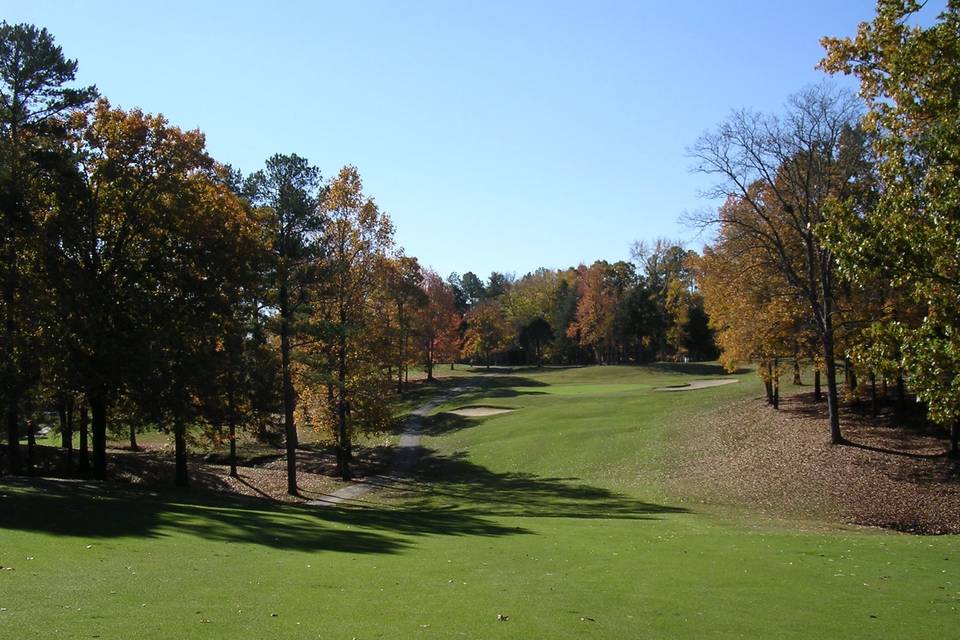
[689,84,864,444]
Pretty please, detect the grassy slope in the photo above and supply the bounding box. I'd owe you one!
[1,365,958,639]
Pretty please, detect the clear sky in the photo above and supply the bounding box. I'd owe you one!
[3,1,890,279]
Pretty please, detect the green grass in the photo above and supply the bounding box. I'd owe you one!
[2,364,957,638]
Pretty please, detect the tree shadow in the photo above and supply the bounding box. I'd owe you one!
[388,447,689,521]
[781,392,952,457]
[842,440,946,461]
[418,412,477,437]
[776,392,959,491]
[396,374,547,415]
[0,477,526,554]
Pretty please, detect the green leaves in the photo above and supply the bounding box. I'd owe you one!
[821,0,960,425]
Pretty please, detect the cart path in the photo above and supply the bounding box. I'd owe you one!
[307,386,473,507]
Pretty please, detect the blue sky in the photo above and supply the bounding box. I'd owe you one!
[3,1,894,279]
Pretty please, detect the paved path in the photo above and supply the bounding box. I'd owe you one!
[307,386,472,507]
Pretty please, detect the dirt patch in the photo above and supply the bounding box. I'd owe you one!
[667,393,960,534]
[655,379,740,391]
[447,406,515,417]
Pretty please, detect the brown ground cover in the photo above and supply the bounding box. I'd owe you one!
[10,440,395,503]
[669,392,960,534]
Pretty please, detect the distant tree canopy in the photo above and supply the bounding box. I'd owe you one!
[448,246,717,369]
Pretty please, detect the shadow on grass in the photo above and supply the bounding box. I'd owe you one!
[0,477,524,555]
[418,413,476,437]
[0,442,689,553]
[386,446,690,521]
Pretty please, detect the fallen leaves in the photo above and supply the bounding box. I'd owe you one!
[668,394,960,534]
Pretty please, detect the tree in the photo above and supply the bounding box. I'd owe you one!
[519,317,554,367]
[485,272,512,299]
[446,272,469,313]
[384,255,426,392]
[567,263,617,364]
[310,165,394,480]
[501,268,560,365]
[550,272,583,364]
[821,0,960,452]
[417,270,461,381]
[245,153,324,494]
[693,207,812,406]
[690,85,864,444]
[0,22,95,473]
[460,271,485,306]
[44,100,216,480]
[462,300,511,368]
[631,240,699,360]
[135,173,266,486]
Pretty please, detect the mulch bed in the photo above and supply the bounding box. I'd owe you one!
[669,392,960,535]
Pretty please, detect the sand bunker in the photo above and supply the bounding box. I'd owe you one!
[447,406,515,417]
[654,379,740,392]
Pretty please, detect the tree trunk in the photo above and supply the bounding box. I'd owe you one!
[59,397,69,449]
[814,369,822,402]
[65,396,73,473]
[950,421,959,459]
[129,424,138,451]
[844,357,857,392]
[228,418,238,478]
[772,358,780,410]
[822,333,843,444]
[763,360,773,404]
[26,418,35,476]
[870,373,878,417]
[397,309,405,394]
[336,319,351,481]
[90,392,108,480]
[279,284,298,496]
[5,403,20,475]
[227,375,238,477]
[79,400,89,474]
[793,358,802,386]
[896,371,906,412]
[174,418,188,487]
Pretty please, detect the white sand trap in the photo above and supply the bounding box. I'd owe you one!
[654,378,740,392]
[448,406,515,417]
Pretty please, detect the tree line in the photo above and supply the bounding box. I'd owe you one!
[446,243,716,370]
[0,22,468,493]
[691,0,960,455]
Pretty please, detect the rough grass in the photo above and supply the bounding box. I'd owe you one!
[2,364,958,639]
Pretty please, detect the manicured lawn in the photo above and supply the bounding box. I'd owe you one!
[1,364,957,638]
